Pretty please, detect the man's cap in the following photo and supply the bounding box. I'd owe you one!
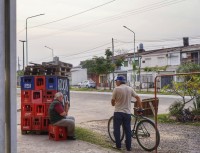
[115,76,126,83]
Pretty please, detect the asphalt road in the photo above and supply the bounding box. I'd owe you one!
[17,90,191,124]
[69,91,189,124]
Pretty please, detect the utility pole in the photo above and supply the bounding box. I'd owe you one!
[19,40,26,70]
[26,14,45,66]
[123,26,136,89]
[18,56,20,71]
[112,38,115,89]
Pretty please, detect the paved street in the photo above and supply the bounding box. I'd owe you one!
[69,91,189,123]
[17,90,190,125]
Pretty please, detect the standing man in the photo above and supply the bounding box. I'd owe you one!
[111,76,142,151]
[49,92,76,140]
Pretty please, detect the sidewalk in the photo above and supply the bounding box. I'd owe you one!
[17,93,117,153]
[17,125,116,153]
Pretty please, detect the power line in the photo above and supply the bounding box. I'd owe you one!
[30,0,117,28]
[31,42,112,62]
[28,0,188,40]
[59,42,111,57]
[114,36,200,43]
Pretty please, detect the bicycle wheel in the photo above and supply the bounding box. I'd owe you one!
[136,119,160,151]
[107,116,125,142]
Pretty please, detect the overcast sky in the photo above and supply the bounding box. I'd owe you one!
[17,0,200,67]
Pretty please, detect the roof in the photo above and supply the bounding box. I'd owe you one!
[114,44,200,58]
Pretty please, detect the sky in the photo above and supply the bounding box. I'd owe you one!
[17,0,200,68]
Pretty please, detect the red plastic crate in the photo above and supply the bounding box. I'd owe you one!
[32,117,42,130]
[21,90,32,103]
[35,76,46,90]
[32,90,43,103]
[48,124,67,141]
[21,117,32,130]
[43,90,57,103]
[44,103,51,117]
[21,104,33,117]
[42,117,50,131]
[33,103,45,116]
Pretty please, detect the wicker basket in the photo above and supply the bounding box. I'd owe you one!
[134,98,159,116]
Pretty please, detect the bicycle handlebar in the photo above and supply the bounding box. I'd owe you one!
[131,101,136,103]
[134,107,144,114]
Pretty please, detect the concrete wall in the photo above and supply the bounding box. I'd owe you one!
[71,68,87,85]
[141,53,168,68]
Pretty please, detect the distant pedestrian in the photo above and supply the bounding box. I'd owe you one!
[111,76,142,151]
[49,92,76,140]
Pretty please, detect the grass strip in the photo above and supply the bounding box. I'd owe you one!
[75,126,113,149]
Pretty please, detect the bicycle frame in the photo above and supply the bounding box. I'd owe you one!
[131,113,156,133]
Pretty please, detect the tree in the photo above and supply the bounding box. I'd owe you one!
[163,63,200,121]
[80,49,116,89]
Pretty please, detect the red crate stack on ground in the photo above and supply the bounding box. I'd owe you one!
[48,124,67,141]
[21,75,69,139]
[21,75,51,134]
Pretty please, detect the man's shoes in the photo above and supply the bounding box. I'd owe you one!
[112,145,122,150]
[127,148,132,151]
[67,136,76,140]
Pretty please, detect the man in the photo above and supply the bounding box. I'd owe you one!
[49,92,76,140]
[111,76,142,151]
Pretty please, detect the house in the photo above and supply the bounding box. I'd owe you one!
[110,37,200,89]
[70,66,87,86]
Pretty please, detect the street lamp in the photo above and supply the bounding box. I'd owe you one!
[123,25,136,89]
[19,40,26,70]
[44,46,54,59]
[26,13,45,66]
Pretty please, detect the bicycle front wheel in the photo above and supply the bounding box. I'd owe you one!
[107,116,125,142]
[136,119,160,152]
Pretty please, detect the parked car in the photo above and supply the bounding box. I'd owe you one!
[78,80,96,88]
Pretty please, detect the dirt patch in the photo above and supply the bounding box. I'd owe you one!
[78,120,200,153]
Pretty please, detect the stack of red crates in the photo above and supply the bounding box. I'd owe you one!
[21,75,57,134]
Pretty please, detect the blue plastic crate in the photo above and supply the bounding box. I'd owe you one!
[21,76,34,90]
[46,76,58,90]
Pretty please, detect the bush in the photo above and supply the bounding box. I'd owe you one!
[192,109,200,115]
[169,101,184,116]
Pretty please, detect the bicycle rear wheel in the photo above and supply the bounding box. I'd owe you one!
[136,119,160,151]
[107,116,125,142]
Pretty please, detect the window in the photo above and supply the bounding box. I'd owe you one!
[145,58,151,66]
[99,75,107,83]
[157,57,165,66]
[123,61,128,67]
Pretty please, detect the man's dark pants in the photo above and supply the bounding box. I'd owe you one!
[113,112,131,150]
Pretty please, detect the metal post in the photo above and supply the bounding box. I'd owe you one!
[112,38,114,89]
[139,55,141,91]
[19,40,26,70]
[44,45,54,59]
[0,1,6,152]
[26,14,45,66]
[123,26,136,89]
[4,0,17,152]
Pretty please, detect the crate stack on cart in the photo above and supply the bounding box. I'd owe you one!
[20,75,70,134]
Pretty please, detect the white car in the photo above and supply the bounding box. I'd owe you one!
[78,80,96,88]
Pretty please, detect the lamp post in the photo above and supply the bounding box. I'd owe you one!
[123,26,136,89]
[26,13,45,66]
[44,46,54,60]
[19,40,26,70]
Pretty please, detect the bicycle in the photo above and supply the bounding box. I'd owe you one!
[108,102,160,152]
